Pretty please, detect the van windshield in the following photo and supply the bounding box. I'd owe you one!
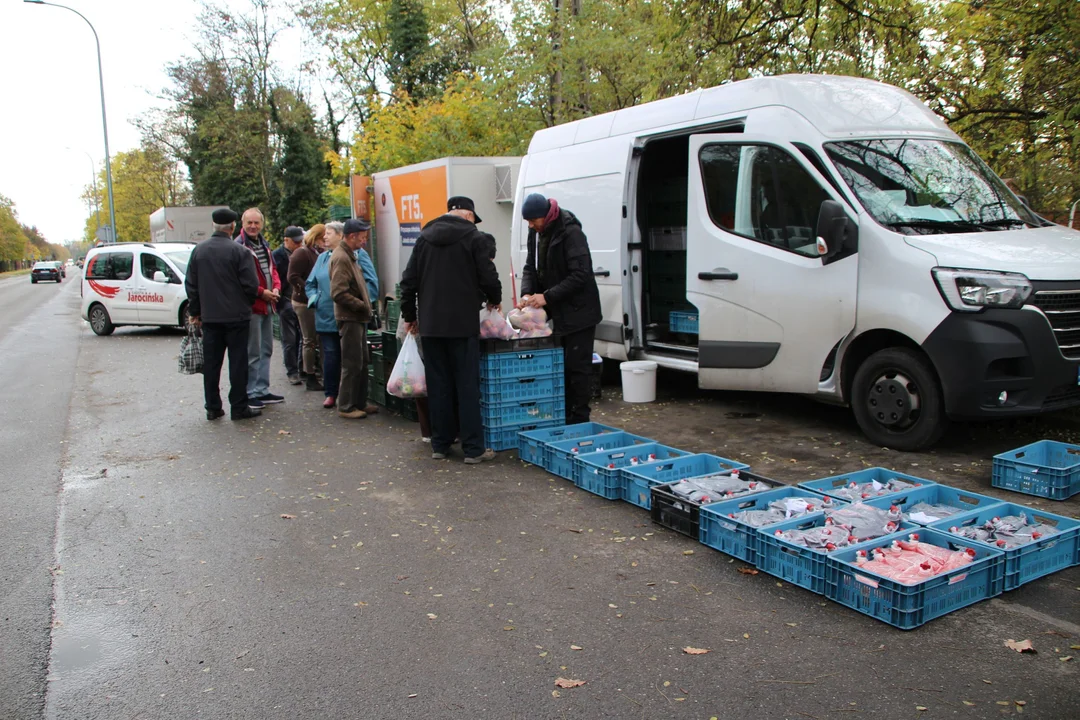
[824,139,1041,234]
[164,250,192,274]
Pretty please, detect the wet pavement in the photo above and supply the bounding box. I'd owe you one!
[2,277,1079,719]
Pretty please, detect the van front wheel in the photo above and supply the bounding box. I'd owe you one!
[851,347,947,451]
[89,304,115,336]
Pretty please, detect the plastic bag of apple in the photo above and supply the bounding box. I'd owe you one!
[479,307,516,340]
[387,334,427,398]
[508,305,553,338]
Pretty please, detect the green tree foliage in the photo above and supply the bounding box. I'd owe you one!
[1,195,68,270]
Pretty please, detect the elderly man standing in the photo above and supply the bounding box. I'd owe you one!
[236,208,283,409]
[401,196,501,463]
[273,225,304,385]
[329,218,374,419]
[185,208,262,421]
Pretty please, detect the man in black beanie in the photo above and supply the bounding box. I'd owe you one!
[519,192,602,424]
[185,208,262,421]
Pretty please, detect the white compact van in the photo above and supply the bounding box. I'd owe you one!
[511,74,1080,450]
[81,242,195,335]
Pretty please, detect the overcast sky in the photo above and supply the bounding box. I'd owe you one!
[1,0,305,245]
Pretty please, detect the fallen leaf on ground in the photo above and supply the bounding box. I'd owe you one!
[555,678,585,688]
[743,633,750,639]
[570,645,582,651]
[1015,701,1027,706]
[916,707,928,712]
[737,568,759,575]
[426,613,437,620]
[280,514,295,520]
[1060,656,1073,662]
[682,647,710,655]
[962,701,975,706]
[682,550,694,555]
[407,693,417,698]
[1005,639,1036,654]
[278,430,291,435]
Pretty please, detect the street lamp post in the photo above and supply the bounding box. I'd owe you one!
[25,1,116,243]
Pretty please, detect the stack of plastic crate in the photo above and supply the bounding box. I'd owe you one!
[481,338,565,451]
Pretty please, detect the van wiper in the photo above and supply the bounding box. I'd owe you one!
[972,218,1030,229]
[885,219,983,234]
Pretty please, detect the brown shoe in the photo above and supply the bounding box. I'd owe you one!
[338,408,367,419]
[464,449,496,464]
[363,404,380,415]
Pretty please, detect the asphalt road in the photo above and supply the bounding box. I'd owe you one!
[1,275,1078,719]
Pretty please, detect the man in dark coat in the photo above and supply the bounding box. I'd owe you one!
[401,196,502,464]
[519,193,603,424]
[185,208,262,421]
[273,226,304,385]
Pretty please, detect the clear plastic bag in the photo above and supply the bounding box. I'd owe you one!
[508,306,553,338]
[387,334,427,398]
[479,307,516,340]
[824,502,902,541]
[947,512,1059,549]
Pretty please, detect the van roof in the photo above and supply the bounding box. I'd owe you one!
[89,242,196,254]
[528,74,955,153]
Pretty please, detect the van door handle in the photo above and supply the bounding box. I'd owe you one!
[593,269,611,277]
[698,269,738,281]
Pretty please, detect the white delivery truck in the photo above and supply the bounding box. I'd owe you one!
[149,206,227,244]
[372,157,521,309]
[511,74,1080,450]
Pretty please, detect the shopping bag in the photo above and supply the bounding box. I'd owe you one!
[387,334,427,398]
[178,324,204,375]
[508,306,553,338]
[479,307,516,339]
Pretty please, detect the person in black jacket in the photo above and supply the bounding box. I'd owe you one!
[185,208,262,421]
[520,193,603,425]
[401,196,502,464]
[272,226,304,385]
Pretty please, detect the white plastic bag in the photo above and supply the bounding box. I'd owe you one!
[479,307,516,340]
[387,334,427,398]
[508,306,553,338]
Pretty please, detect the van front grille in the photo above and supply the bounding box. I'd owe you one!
[1030,289,1080,360]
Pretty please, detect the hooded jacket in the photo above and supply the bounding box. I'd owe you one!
[235,230,281,315]
[304,251,338,334]
[520,208,602,335]
[400,214,501,338]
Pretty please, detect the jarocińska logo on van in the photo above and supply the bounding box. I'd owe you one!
[127,291,164,303]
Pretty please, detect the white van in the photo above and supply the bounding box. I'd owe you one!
[81,242,195,335]
[511,74,1080,450]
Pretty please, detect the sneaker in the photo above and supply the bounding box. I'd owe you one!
[421,436,431,443]
[338,408,367,419]
[232,406,262,420]
[323,396,336,409]
[206,408,225,421]
[287,374,302,386]
[306,376,324,391]
[248,398,265,410]
[432,451,447,460]
[363,405,380,415]
[258,393,285,404]
[464,449,497,465]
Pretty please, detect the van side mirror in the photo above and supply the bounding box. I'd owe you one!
[153,270,169,283]
[815,200,857,258]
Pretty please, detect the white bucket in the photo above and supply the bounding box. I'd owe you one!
[620,361,658,403]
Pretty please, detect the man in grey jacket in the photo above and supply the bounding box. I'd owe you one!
[185,208,262,421]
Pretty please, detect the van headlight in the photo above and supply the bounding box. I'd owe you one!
[932,268,1032,312]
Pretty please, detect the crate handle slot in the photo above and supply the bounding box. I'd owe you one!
[958,495,981,506]
[780,545,808,558]
[517,378,537,385]
[854,573,880,589]
[1014,451,1027,460]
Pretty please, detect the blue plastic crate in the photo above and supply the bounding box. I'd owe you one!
[992,440,1080,500]
[650,472,783,539]
[480,397,564,428]
[516,422,621,470]
[799,467,937,501]
[547,431,652,481]
[577,443,691,499]
[927,502,1080,591]
[699,488,847,565]
[669,310,699,334]
[480,348,564,381]
[756,514,915,594]
[860,485,1003,526]
[486,421,559,453]
[481,373,564,404]
[825,528,1005,629]
[622,453,750,510]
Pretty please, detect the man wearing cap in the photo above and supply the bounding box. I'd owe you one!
[273,226,304,385]
[519,193,602,424]
[330,218,376,419]
[400,196,502,464]
[236,208,284,409]
[185,208,262,421]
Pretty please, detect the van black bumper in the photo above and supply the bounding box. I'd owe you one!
[922,308,1080,420]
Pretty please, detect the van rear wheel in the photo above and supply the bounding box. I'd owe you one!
[851,347,947,451]
[89,304,115,336]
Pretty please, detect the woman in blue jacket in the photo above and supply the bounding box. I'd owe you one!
[305,223,344,408]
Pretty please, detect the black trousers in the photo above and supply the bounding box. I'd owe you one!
[422,336,483,458]
[202,321,250,414]
[563,325,596,425]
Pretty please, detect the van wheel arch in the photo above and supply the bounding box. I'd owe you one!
[841,329,923,403]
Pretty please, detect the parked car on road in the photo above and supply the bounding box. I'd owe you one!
[31,261,62,283]
[80,242,195,336]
